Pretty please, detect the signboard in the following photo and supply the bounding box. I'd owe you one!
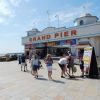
[47,42,56,47]
[83,47,99,78]
[29,30,77,43]
[71,39,77,45]
[83,47,92,67]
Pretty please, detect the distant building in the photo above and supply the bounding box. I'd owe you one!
[22,13,100,58]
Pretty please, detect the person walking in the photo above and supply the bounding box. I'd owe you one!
[44,54,53,80]
[31,54,40,78]
[18,55,21,64]
[21,54,27,72]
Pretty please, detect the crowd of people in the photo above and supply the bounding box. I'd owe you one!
[18,51,85,80]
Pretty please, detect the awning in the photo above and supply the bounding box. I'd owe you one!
[53,45,70,48]
[78,39,90,45]
[75,44,91,49]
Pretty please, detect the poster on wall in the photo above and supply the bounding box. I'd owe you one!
[83,47,92,67]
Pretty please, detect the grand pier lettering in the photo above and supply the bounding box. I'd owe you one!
[29,30,77,42]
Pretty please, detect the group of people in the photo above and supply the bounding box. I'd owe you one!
[18,53,53,80]
[18,52,85,80]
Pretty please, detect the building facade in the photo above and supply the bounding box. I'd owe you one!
[22,13,100,58]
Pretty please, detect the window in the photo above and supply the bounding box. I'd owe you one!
[80,20,84,25]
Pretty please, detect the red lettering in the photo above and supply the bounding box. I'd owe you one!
[42,36,45,40]
[46,35,51,39]
[60,32,62,37]
[64,31,69,36]
[37,36,41,41]
[32,37,36,41]
[55,33,59,38]
[71,30,77,36]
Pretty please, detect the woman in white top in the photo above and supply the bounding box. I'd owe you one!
[58,55,68,78]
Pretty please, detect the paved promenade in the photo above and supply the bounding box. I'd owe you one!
[0,60,100,100]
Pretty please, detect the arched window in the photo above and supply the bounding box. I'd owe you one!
[80,20,84,25]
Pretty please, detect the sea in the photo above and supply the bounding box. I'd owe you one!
[0,53,23,57]
[0,54,5,57]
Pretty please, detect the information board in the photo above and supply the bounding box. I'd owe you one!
[83,47,92,67]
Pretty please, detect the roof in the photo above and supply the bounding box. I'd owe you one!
[74,13,99,22]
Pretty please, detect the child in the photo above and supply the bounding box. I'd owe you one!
[44,54,53,80]
[79,57,84,77]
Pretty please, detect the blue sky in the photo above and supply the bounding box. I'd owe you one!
[0,0,100,54]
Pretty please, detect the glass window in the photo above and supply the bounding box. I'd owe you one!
[80,20,84,25]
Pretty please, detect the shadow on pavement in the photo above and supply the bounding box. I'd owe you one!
[65,76,84,81]
[37,77,48,81]
[52,79,65,84]
[67,78,81,81]
[86,75,100,80]
[25,70,31,73]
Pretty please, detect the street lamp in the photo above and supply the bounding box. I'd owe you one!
[47,10,50,27]
[55,15,59,28]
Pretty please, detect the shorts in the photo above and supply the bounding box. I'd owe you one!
[58,63,65,70]
[46,66,52,71]
[67,63,74,68]
[80,65,84,70]
[32,65,39,71]
[21,63,25,66]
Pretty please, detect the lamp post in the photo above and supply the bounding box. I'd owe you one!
[55,15,59,28]
[47,10,50,27]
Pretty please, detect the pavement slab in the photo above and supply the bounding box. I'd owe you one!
[0,60,100,100]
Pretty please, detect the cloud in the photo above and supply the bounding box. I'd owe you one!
[0,0,13,16]
[0,0,15,24]
[0,17,5,23]
[25,2,93,29]
[50,2,93,24]
[0,0,30,24]
[0,32,19,38]
[10,0,30,7]
[24,0,30,2]
[10,0,22,7]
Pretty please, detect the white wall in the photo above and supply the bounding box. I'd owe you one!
[95,37,100,57]
[89,37,100,57]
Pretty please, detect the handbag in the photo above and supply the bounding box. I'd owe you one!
[73,66,77,73]
[25,63,27,66]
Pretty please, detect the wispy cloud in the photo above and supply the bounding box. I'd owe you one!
[0,0,13,16]
[49,2,93,24]
[0,0,14,24]
[10,0,30,7]
[0,17,5,23]
[0,32,19,38]
[26,2,94,29]
[0,0,29,24]
[10,0,22,7]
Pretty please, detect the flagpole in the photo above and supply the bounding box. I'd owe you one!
[47,10,50,27]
